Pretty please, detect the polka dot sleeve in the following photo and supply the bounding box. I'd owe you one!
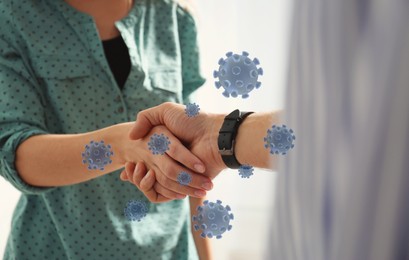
[0,37,52,194]
[176,6,206,102]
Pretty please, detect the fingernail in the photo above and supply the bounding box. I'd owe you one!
[194,190,206,197]
[177,194,186,199]
[194,164,206,173]
[144,170,151,179]
[201,182,213,191]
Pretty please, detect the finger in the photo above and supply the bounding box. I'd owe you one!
[132,162,146,187]
[140,168,156,191]
[165,133,206,174]
[154,167,207,198]
[154,181,187,200]
[120,169,128,181]
[153,154,213,191]
[139,169,171,203]
[125,161,136,181]
[129,102,174,140]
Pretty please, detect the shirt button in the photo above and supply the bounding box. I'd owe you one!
[114,95,121,102]
[117,107,124,113]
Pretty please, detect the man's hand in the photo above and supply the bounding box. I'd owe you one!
[129,102,227,179]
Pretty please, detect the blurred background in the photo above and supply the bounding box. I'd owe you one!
[0,0,292,259]
[193,0,292,259]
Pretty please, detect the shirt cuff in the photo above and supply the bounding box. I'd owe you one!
[0,128,55,195]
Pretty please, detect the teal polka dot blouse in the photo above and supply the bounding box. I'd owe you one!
[0,0,205,259]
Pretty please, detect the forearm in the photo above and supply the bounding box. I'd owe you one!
[190,197,214,260]
[15,122,133,187]
[210,111,281,170]
[236,111,280,169]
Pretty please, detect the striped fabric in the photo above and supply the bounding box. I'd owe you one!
[267,0,409,259]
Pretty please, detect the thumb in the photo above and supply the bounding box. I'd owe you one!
[129,103,167,140]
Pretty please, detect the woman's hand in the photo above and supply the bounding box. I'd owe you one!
[120,103,227,202]
[120,124,213,203]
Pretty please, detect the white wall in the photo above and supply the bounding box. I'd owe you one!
[194,0,292,259]
[0,0,292,258]
[0,180,20,255]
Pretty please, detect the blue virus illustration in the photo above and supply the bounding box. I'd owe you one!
[192,200,234,239]
[185,103,200,117]
[82,140,114,171]
[177,171,192,186]
[213,51,263,99]
[264,125,296,155]
[238,164,254,178]
[124,200,148,222]
[148,133,170,155]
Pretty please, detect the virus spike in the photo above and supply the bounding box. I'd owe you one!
[232,54,241,62]
[218,58,225,65]
[244,57,252,65]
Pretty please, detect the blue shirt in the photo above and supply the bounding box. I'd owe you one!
[0,0,205,259]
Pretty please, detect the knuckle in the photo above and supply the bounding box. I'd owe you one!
[168,144,178,157]
[163,102,172,108]
[136,110,146,120]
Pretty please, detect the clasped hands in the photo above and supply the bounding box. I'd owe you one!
[120,102,227,203]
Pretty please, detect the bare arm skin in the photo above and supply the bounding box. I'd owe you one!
[16,123,131,187]
[15,122,212,202]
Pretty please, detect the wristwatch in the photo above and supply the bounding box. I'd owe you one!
[218,109,254,169]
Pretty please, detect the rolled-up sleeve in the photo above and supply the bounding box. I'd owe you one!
[0,36,52,194]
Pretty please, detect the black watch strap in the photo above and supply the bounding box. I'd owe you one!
[218,109,254,169]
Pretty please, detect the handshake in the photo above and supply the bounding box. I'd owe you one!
[117,102,278,203]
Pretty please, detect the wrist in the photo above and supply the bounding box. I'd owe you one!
[207,113,227,171]
[106,122,135,165]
